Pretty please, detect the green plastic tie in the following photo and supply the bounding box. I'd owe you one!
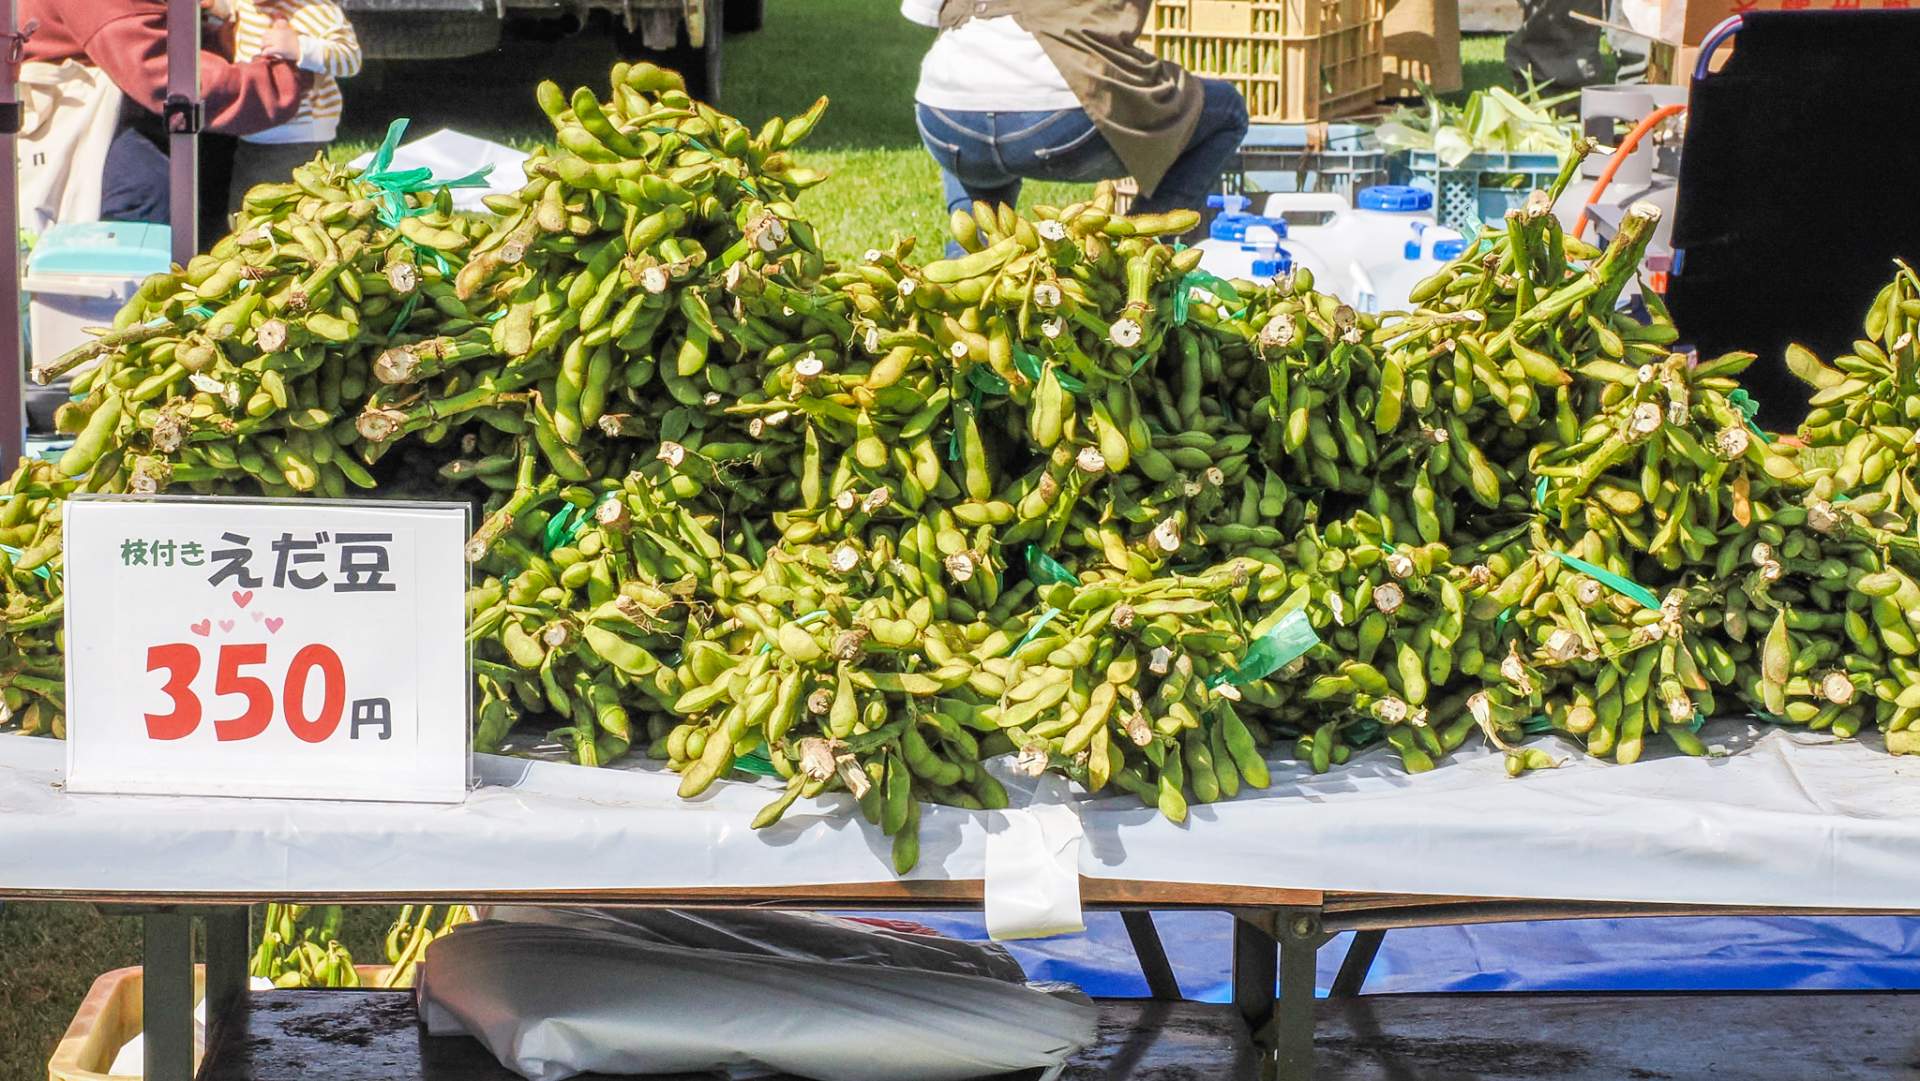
[184,305,217,320]
[1173,269,1242,327]
[1012,343,1085,396]
[1520,714,1554,735]
[1688,710,1705,733]
[1009,607,1063,657]
[1548,550,1662,612]
[1208,609,1319,687]
[360,118,494,229]
[0,544,53,581]
[1534,476,1550,508]
[386,291,422,339]
[1727,389,1776,444]
[966,366,1010,397]
[1024,545,1081,587]
[1495,606,1517,637]
[540,503,585,554]
[734,744,781,776]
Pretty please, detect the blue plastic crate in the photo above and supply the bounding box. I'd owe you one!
[1236,123,1388,198]
[1408,149,1564,233]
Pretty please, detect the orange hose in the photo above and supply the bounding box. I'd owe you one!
[1574,104,1689,240]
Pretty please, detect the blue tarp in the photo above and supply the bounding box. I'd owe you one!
[884,913,1920,998]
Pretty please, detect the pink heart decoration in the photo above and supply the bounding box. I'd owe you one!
[218,619,235,632]
[190,619,211,636]
[232,590,254,608]
[265,617,284,634]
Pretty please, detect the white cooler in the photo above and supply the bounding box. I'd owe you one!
[22,221,172,432]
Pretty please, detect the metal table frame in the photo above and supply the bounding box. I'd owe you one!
[20,881,1913,1081]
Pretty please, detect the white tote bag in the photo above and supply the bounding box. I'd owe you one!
[19,59,125,233]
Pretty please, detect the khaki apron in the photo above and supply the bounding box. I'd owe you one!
[938,0,1202,197]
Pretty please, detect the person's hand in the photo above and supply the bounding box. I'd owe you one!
[200,0,234,21]
[260,18,301,61]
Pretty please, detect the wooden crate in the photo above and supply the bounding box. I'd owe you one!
[1145,0,1387,124]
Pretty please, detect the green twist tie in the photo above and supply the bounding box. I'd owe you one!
[386,291,422,339]
[1548,550,1661,612]
[184,305,217,320]
[734,744,781,776]
[1494,606,1517,637]
[1173,270,1241,327]
[1521,714,1554,735]
[360,118,495,230]
[1024,545,1080,587]
[1009,607,1063,657]
[1752,710,1787,726]
[1534,476,1551,508]
[966,366,1010,397]
[1208,609,1319,687]
[0,544,54,581]
[1727,389,1776,444]
[1011,343,1085,396]
[1688,710,1705,733]
[540,503,587,554]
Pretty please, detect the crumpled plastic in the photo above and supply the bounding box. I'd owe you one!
[417,910,1096,1081]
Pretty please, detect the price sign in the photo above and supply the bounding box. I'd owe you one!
[63,497,469,803]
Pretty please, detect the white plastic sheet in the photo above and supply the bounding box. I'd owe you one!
[3,725,1919,908]
[414,915,1095,1081]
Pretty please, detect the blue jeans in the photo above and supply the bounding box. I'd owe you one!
[916,78,1249,248]
[100,126,170,225]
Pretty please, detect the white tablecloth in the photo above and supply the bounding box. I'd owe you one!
[3,725,1916,908]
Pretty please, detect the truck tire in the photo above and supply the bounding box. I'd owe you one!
[724,0,765,34]
[613,0,722,103]
[348,11,501,60]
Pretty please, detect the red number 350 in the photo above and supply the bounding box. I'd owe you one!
[145,643,347,743]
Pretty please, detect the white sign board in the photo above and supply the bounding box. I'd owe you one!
[63,497,470,803]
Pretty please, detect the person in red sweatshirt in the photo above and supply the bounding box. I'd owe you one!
[22,0,307,234]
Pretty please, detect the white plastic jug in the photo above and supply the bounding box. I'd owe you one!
[1255,186,1465,314]
[1192,194,1325,288]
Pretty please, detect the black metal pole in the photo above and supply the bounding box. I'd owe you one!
[0,0,26,465]
[1120,910,1183,1001]
[1330,929,1386,998]
[143,911,196,1081]
[204,906,251,1026]
[165,0,201,268]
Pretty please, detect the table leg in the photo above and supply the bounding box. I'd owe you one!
[1274,911,1326,1081]
[203,906,251,1024]
[1121,910,1183,1001]
[1330,929,1385,998]
[1231,914,1277,1037]
[142,911,195,1081]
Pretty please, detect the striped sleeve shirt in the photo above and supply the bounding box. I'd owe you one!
[232,0,362,144]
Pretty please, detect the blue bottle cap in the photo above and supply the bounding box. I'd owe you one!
[1251,248,1293,278]
[1211,213,1287,243]
[1356,185,1435,213]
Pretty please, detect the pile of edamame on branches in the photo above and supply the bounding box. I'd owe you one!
[7,62,1919,870]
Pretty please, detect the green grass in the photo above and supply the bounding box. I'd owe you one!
[2,21,1518,1081]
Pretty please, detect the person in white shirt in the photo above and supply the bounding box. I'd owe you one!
[907,0,1247,253]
